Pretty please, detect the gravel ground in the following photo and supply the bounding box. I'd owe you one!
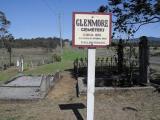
[0,71,160,120]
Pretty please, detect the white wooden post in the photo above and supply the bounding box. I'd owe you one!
[21,58,24,72]
[87,48,96,120]
[72,12,111,120]
[16,59,19,67]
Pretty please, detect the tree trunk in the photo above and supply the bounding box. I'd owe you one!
[9,50,11,66]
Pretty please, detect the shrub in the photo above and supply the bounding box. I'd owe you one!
[53,54,61,62]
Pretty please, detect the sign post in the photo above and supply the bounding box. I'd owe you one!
[87,48,96,120]
[72,12,111,120]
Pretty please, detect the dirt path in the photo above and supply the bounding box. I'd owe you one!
[47,71,77,101]
[0,71,160,120]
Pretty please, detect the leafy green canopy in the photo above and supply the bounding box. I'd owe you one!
[0,11,10,35]
[98,0,160,37]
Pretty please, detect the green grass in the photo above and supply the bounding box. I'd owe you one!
[0,48,87,81]
[25,48,87,75]
[24,61,72,75]
[0,68,18,84]
[62,48,86,61]
[0,116,21,120]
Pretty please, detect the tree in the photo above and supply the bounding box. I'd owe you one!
[0,11,10,38]
[98,1,156,85]
[98,0,160,36]
[4,34,14,66]
[0,11,11,49]
[0,11,13,66]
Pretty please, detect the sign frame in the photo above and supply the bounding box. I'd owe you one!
[72,12,112,48]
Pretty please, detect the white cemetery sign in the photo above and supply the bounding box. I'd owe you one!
[72,12,111,120]
[72,12,111,48]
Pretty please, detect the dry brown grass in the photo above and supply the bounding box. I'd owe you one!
[0,71,160,120]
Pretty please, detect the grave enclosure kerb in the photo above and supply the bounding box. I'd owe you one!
[72,12,112,48]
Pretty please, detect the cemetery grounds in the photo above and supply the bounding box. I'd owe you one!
[0,47,160,120]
